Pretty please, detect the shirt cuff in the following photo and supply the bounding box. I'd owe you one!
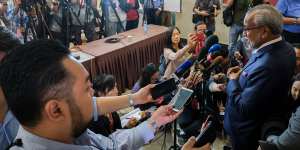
[92,97,98,122]
[135,121,155,144]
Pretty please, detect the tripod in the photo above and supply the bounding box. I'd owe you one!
[168,119,179,150]
[21,0,53,42]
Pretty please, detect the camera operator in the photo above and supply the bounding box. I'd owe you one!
[6,0,29,42]
[69,0,95,44]
[193,0,220,33]
[49,0,65,44]
[90,0,104,39]
[101,0,127,37]
[0,0,9,27]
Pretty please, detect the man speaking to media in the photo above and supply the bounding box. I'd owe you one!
[225,5,296,150]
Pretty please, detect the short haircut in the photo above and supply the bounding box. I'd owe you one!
[0,26,21,53]
[0,40,72,127]
[93,74,116,97]
[246,4,283,35]
[139,63,158,88]
[194,21,206,31]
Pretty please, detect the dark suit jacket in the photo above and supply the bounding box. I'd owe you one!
[224,40,296,150]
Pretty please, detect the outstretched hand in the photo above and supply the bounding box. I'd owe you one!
[132,84,156,105]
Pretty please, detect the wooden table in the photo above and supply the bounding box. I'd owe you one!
[71,51,95,78]
[80,25,169,92]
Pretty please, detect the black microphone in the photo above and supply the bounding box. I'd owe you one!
[203,56,224,74]
[194,119,216,147]
[197,35,219,61]
[205,35,219,48]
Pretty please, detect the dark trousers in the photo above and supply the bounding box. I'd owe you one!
[144,8,160,25]
[230,132,259,150]
[126,19,139,31]
[282,30,300,45]
[51,31,66,46]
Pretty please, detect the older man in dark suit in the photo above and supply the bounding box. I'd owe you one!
[224,5,296,150]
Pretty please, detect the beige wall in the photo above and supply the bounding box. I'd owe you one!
[175,0,229,44]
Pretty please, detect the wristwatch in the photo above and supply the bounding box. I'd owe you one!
[128,94,134,106]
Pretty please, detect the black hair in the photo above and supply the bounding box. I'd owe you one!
[93,74,116,97]
[194,21,206,31]
[0,26,21,53]
[0,40,72,127]
[166,26,185,52]
[139,63,158,88]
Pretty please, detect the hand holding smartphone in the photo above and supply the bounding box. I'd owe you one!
[169,86,194,112]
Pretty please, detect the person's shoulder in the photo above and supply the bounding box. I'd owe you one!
[9,147,24,150]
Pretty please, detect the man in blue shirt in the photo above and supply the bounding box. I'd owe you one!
[0,26,21,150]
[0,39,182,150]
[276,0,300,44]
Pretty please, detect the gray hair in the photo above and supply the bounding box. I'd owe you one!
[246,4,283,35]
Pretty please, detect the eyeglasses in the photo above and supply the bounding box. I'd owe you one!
[243,25,263,31]
[196,29,207,32]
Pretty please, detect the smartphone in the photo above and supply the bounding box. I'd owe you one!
[169,86,194,112]
[194,121,213,147]
[259,140,278,150]
[150,78,177,100]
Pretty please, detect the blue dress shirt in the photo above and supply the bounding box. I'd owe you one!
[0,111,19,150]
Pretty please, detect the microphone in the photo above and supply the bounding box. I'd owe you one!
[205,35,219,49]
[174,55,197,79]
[197,35,219,61]
[203,56,224,73]
[208,44,222,54]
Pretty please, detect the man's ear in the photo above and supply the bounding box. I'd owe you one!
[262,27,270,39]
[44,100,68,122]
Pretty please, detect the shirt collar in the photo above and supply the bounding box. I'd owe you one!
[252,36,282,54]
[15,127,94,150]
[2,111,15,126]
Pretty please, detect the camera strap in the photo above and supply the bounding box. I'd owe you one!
[108,0,125,31]
[70,4,83,26]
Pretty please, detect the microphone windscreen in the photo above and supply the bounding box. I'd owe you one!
[205,35,219,49]
[208,44,222,54]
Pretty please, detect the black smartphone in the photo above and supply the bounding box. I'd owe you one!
[150,78,177,100]
[259,140,278,150]
[194,120,216,147]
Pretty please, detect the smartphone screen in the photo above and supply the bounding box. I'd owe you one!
[170,87,193,112]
